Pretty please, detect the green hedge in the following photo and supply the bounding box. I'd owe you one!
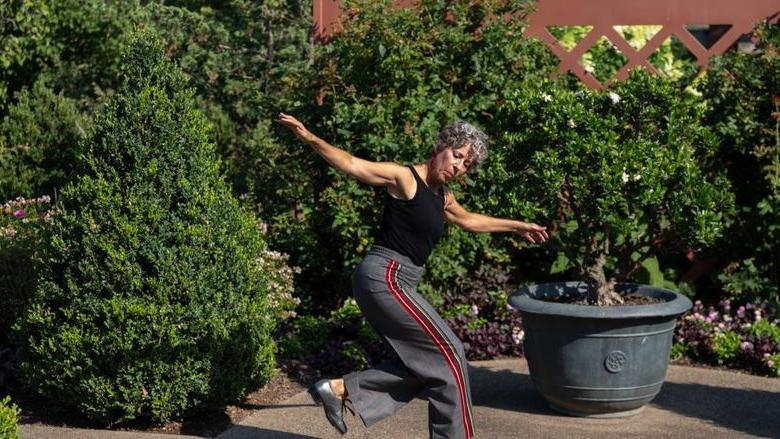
[697,22,779,307]
[13,32,294,425]
[254,0,559,312]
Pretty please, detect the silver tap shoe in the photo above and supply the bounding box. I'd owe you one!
[308,379,348,434]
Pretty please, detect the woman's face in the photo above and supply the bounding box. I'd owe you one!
[430,144,473,184]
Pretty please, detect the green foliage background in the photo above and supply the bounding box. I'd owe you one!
[255,0,560,311]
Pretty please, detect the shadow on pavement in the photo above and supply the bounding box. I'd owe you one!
[233,402,319,410]
[653,381,780,438]
[467,362,780,438]
[218,424,320,438]
[466,365,564,417]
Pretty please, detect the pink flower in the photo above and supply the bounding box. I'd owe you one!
[739,341,754,351]
[511,327,524,345]
[13,209,25,219]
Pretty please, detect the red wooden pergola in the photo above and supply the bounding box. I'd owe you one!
[313,0,780,89]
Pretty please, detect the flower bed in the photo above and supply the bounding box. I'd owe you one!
[673,299,780,377]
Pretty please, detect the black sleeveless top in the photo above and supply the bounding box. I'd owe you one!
[374,165,446,266]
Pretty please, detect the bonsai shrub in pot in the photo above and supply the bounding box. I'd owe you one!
[493,70,735,417]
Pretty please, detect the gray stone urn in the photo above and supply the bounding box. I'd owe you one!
[507,282,692,418]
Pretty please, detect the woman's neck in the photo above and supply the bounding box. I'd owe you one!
[418,163,442,193]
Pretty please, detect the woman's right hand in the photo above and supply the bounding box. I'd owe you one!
[276,112,316,143]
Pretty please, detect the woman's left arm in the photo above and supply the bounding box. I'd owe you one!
[444,190,549,243]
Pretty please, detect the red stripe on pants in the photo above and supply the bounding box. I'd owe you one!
[385,260,473,438]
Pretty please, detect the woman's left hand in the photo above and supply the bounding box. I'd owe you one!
[515,222,549,244]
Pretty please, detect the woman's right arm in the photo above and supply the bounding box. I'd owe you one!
[276,112,410,190]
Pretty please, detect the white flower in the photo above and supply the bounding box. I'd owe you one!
[567,119,577,128]
[633,173,641,181]
[471,304,479,315]
[511,327,525,345]
[622,172,630,184]
[541,93,552,102]
[609,92,621,104]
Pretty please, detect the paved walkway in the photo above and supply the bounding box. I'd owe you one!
[21,359,780,439]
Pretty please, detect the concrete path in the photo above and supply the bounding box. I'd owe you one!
[218,359,780,439]
[21,359,780,439]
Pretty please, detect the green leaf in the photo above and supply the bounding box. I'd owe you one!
[550,252,570,274]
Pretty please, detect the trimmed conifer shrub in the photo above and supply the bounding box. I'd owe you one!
[13,31,291,425]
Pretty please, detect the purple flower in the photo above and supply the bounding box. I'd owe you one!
[13,209,25,219]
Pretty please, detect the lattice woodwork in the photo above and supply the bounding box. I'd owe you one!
[313,0,779,89]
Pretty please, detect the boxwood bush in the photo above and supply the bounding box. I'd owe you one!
[0,79,87,202]
[0,396,20,439]
[13,32,294,425]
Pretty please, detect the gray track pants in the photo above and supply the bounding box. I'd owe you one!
[343,246,475,439]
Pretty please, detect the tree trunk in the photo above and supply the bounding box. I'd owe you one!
[585,252,622,306]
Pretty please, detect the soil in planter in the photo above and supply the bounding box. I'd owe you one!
[545,293,665,306]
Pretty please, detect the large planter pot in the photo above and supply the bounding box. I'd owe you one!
[508,282,692,418]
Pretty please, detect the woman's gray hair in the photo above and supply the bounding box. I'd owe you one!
[434,120,488,173]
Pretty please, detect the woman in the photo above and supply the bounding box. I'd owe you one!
[276,113,548,439]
